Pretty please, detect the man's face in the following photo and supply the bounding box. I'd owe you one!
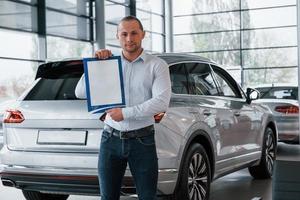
[117,20,145,54]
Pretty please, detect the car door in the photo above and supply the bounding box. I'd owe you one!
[154,63,197,170]
[185,62,239,163]
[211,65,261,158]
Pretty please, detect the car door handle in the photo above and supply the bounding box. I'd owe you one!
[203,110,211,116]
[234,111,240,116]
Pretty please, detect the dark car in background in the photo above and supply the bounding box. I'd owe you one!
[0,53,277,200]
[254,84,299,144]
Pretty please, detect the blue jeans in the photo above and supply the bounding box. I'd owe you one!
[98,128,158,200]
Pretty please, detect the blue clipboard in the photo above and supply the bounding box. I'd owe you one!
[83,56,125,113]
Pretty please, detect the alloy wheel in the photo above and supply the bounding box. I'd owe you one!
[265,131,275,174]
[188,153,208,200]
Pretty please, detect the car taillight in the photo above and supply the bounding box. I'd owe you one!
[275,105,299,114]
[3,110,25,123]
[154,112,165,123]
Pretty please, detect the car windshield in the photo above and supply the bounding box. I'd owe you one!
[256,87,298,100]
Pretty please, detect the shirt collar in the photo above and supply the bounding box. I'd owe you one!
[139,50,147,62]
[121,49,147,63]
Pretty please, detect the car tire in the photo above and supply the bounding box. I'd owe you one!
[249,127,276,179]
[172,143,211,200]
[22,190,69,200]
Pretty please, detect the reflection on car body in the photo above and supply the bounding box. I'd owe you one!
[0,53,277,200]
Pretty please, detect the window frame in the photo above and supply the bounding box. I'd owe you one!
[210,64,244,98]
[185,62,219,96]
[169,61,222,96]
[169,62,189,95]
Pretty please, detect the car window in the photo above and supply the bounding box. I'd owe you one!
[186,63,218,96]
[257,87,298,100]
[213,71,236,97]
[24,75,82,100]
[212,65,241,98]
[169,63,189,94]
[25,61,83,100]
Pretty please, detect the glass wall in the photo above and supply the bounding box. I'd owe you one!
[46,0,93,60]
[47,36,93,59]
[242,1,297,87]
[0,0,37,32]
[0,0,166,104]
[105,0,165,53]
[136,0,165,52]
[0,0,39,103]
[105,0,130,52]
[3,0,297,103]
[173,0,298,87]
[0,59,39,102]
[0,0,93,104]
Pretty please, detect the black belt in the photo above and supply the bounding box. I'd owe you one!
[104,125,154,139]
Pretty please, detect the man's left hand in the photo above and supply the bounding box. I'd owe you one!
[106,108,124,122]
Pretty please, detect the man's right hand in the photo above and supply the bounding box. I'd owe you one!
[95,49,112,59]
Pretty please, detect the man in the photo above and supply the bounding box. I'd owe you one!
[75,16,171,200]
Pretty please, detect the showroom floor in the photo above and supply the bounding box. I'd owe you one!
[1,142,299,200]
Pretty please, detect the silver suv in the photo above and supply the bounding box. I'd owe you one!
[0,53,277,200]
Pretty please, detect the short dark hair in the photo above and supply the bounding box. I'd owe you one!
[118,15,144,31]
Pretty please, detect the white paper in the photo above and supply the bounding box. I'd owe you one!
[87,59,123,107]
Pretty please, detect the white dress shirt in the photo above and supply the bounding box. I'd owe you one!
[75,50,171,131]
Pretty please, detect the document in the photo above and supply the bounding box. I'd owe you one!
[83,56,125,113]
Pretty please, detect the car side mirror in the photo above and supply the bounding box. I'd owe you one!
[246,88,260,104]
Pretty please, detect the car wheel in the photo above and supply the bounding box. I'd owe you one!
[22,190,69,200]
[249,127,276,179]
[173,143,211,200]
